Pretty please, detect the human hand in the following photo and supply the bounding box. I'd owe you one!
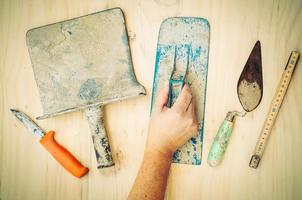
[146,82,198,157]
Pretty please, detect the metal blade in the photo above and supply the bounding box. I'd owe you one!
[10,109,45,138]
[237,41,263,112]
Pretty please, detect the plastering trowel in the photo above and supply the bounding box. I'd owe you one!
[151,17,210,164]
[26,8,146,169]
[207,41,263,167]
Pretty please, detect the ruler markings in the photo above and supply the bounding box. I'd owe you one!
[249,51,300,169]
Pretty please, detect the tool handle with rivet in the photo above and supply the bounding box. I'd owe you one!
[249,51,300,169]
[40,131,89,178]
[207,112,234,167]
[207,111,246,167]
[207,110,247,167]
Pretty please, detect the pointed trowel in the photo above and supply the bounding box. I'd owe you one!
[207,41,263,167]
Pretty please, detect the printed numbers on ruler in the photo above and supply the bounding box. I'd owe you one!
[249,51,300,169]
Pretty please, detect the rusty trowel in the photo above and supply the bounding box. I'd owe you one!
[26,8,146,169]
[207,41,263,167]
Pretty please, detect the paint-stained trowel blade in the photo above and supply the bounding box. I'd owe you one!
[151,17,210,165]
[170,45,190,80]
[237,41,263,112]
[26,8,145,119]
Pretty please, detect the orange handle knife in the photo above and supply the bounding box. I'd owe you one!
[40,131,89,178]
[10,109,89,178]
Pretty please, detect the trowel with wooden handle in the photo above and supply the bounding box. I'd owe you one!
[207,41,263,167]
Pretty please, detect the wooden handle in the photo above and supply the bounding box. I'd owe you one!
[207,113,234,167]
[85,106,114,168]
[40,131,89,178]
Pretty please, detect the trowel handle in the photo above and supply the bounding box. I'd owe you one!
[207,112,236,167]
[85,106,114,168]
[167,79,185,108]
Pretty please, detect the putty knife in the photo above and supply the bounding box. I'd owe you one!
[10,109,89,178]
[151,17,210,164]
[26,8,146,169]
[207,41,263,167]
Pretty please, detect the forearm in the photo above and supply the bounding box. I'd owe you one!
[128,84,197,199]
[128,149,172,200]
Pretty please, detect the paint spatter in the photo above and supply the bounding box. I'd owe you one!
[191,46,201,62]
[207,120,233,167]
[122,31,129,45]
[78,79,102,102]
[26,8,146,119]
[115,149,124,170]
[151,17,209,165]
[84,63,93,68]
[85,106,114,168]
[128,30,136,41]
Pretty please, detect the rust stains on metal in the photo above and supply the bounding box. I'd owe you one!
[237,41,263,112]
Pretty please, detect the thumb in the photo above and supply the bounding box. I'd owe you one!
[154,81,169,112]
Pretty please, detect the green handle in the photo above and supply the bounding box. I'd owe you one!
[207,112,235,167]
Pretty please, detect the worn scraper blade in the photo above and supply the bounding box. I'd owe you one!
[237,41,263,112]
[26,8,145,119]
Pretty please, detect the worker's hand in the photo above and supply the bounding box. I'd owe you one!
[146,82,198,158]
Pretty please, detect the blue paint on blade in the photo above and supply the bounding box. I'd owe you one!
[150,17,210,165]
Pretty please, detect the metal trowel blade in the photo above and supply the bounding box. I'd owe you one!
[237,41,263,112]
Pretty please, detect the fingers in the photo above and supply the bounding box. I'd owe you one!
[186,98,198,135]
[154,81,169,112]
[173,84,192,113]
[186,97,194,114]
[186,97,197,121]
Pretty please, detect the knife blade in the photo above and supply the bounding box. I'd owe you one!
[10,109,89,178]
[11,109,45,138]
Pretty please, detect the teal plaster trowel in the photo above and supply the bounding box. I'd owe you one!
[151,17,210,164]
[207,41,263,167]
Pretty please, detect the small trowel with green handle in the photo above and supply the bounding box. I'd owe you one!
[207,41,263,167]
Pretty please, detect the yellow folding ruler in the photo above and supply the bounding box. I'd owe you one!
[249,51,300,169]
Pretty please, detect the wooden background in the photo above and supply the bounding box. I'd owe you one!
[1,0,302,199]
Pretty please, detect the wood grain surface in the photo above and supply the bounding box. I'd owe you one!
[1,0,302,199]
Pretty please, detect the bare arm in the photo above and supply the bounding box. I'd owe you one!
[128,82,198,200]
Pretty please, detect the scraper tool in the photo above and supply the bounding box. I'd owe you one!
[26,8,146,169]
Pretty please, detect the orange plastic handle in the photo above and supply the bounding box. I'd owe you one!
[40,131,89,178]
